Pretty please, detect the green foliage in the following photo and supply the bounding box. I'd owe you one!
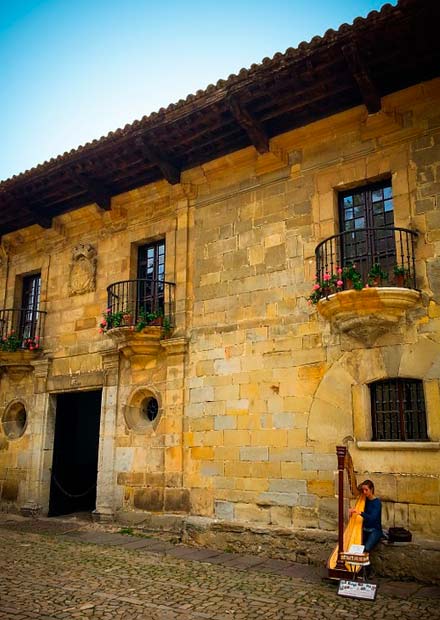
[368,262,388,285]
[308,259,410,304]
[119,527,134,535]
[342,262,363,288]
[163,316,172,335]
[368,262,388,279]
[0,332,23,352]
[99,306,173,335]
[135,309,164,332]
[307,269,344,305]
[393,264,409,276]
[99,308,133,332]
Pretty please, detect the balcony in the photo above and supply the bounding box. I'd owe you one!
[104,279,175,360]
[0,308,46,377]
[313,227,421,346]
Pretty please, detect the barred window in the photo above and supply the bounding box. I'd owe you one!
[370,379,428,441]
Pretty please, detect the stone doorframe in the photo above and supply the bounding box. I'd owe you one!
[22,352,121,519]
[93,350,120,521]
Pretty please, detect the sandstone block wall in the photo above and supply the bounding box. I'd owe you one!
[0,79,439,540]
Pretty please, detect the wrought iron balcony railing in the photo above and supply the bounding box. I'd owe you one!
[106,279,175,329]
[0,308,46,351]
[315,226,418,297]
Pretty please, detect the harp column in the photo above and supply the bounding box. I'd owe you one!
[336,445,347,570]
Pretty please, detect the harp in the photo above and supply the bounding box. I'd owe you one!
[327,445,366,579]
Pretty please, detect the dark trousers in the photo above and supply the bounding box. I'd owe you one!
[363,528,382,552]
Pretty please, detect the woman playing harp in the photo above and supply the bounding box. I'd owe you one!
[327,449,367,576]
[349,479,383,552]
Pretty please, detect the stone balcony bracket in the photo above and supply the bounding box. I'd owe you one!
[160,336,188,358]
[317,287,421,347]
[0,350,42,381]
[106,326,164,360]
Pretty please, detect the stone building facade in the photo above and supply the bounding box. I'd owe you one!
[1,1,439,543]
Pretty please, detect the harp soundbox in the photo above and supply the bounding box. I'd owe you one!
[327,445,366,579]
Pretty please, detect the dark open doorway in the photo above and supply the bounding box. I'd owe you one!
[49,390,102,517]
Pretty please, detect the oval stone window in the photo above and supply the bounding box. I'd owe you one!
[2,402,27,440]
[124,388,162,432]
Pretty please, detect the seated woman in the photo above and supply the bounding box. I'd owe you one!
[349,479,383,551]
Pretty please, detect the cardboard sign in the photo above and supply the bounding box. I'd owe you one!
[338,579,377,601]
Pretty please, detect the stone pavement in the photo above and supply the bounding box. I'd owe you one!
[0,515,439,620]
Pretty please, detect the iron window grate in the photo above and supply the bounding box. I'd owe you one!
[371,379,428,441]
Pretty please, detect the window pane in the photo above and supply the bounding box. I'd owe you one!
[373,203,383,215]
[384,186,392,199]
[372,189,383,202]
[372,218,385,233]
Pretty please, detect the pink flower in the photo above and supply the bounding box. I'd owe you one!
[312,284,320,291]
[101,319,107,326]
[336,280,343,287]
[337,267,343,274]
[98,328,104,334]
[106,308,111,314]
[323,273,331,282]
[35,335,40,340]
[29,345,34,350]
[35,344,39,349]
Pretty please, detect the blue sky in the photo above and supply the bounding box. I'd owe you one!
[1,0,395,182]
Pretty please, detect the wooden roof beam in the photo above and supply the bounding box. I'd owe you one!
[30,209,53,229]
[135,137,181,185]
[70,171,112,211]
[342,41,381,114]
[4,199,52,230]
[227,95,269,154]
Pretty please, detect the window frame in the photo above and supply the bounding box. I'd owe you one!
[338,179,396,281]
[136,239,166,317]
[20,273,41,339]
[370,378,428,442]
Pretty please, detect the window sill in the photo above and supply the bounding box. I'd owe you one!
[356,441,440,451]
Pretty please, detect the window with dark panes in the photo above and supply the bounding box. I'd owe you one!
[137,241,165,316]
[20,273,41,340]
[339,181,395,281]
[370,379,428,441]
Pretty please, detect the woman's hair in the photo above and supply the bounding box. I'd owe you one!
[359,479,375,494]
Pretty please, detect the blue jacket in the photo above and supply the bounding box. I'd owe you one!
[361,497,382,531]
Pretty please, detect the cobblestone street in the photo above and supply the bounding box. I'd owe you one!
[0,515,439,620]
